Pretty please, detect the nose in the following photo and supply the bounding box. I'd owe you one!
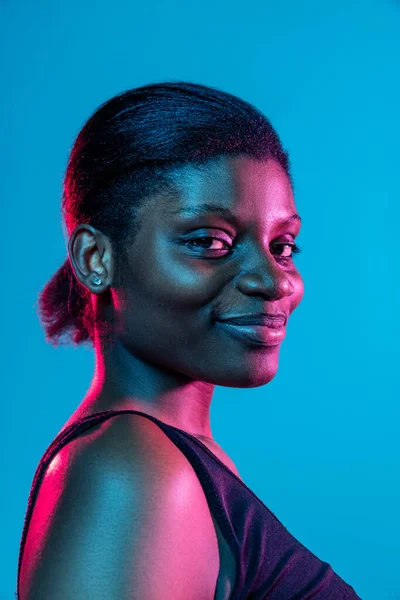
[235,252,295,300]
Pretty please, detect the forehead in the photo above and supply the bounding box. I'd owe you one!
[161,156,296,222]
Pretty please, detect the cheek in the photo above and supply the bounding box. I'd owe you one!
[290,273,304,313]
[144,259,222,306]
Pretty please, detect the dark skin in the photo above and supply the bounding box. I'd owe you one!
[67,156,304,455]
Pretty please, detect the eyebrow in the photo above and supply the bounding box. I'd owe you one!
[170,203,302,226]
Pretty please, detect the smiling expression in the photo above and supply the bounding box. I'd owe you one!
[110,155,304,388]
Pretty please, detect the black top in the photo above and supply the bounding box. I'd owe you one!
[17,409,362,599]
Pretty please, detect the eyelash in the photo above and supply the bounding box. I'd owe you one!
[186,236,302,262]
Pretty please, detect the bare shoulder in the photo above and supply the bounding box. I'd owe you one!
[19,412,220,599]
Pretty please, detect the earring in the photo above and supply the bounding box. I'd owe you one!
[92,276,103,286]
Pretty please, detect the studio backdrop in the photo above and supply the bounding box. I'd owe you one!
[1,1,399,599]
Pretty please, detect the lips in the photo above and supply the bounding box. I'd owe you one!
[217,314,286,328]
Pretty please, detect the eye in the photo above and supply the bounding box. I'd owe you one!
[271,242,302,263]
[185,235,232,255]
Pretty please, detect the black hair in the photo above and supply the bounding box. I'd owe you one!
[37,80,293,347]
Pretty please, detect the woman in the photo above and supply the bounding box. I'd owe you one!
[17,81,361,599]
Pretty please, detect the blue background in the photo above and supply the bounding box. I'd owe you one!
[1,1,399,598]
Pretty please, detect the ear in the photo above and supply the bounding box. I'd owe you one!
[68,224,114,294]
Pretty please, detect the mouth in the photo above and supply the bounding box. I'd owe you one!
[217,315,286,328]
[215,320,286,347]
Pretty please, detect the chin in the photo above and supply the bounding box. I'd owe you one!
[204,352,280,388]
[223,371,278,389]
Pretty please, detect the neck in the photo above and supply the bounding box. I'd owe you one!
[82,340,216,441]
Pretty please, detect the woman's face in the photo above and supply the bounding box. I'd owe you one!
[111,156,304,388]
